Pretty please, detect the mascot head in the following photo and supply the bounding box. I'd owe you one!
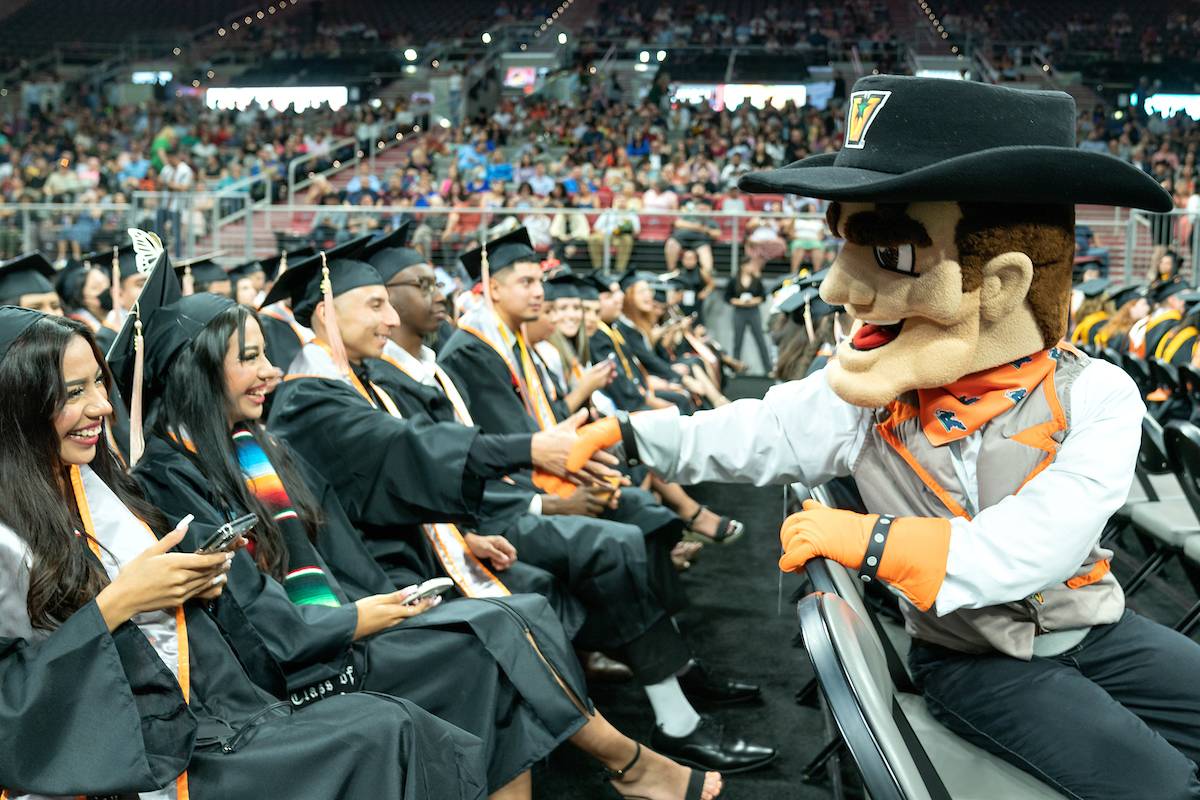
[741,77,1172,407]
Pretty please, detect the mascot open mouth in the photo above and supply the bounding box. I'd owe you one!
[851,319,905,351]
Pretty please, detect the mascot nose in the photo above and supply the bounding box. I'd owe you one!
[824,260,876,308]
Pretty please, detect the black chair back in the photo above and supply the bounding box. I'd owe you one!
[1163,422,1200,520]
[1178,363,1200,409]
[1122,354,1157,400]
[1141,413,1174,476]
[1151,357,1181,395]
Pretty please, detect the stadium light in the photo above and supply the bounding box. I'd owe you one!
[558,32,567,44]
[268,6,275,13]
[439,118,451,128]
[173,47,181,55]
[207,70,215,78]
[431,59,440,67]
[639,51,649,62]
[218,28,226,35]
[657,50,666,61]
[257,11,264,18]
[232,22,239,29]
[404,65,418,73]
[404,48,418,61]
[482,32,492,43]
[245,16,252,23]
[520,43,527,50]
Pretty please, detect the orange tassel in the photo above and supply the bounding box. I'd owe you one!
[129,318,145,466]
[319,252,350,378]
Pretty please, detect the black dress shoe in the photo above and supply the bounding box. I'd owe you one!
[650,714,777,774]
[678,660,761,705]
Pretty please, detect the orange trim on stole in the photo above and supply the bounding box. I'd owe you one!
[69,465,190,799]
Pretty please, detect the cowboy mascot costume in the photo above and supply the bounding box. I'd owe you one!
[567,76,1200,799]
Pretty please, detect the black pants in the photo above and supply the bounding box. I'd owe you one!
[732,306,771,371]
[909,610,1200,800]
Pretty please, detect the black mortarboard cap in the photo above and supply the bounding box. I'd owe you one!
[228,260,265,281]
[617,268,658,292]
[362,222,429,284]
[54,258,90,301]
[579,272,616,298]
[459,227,537,283]
[174,255,230,287]
[108,250,236,402]
[1111,284,1148,310]
[0,253,56,303]
[1154,278,1190,305]
[1076,277,1111,298]
[260,235,380,327]
[0,306,49,363]
[259,245,315,282]
[544,273,584,302]
[84,243,144,283]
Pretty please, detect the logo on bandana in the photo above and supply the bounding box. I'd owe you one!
[1005,388,1028,403]
[1048,347,1060,361]
[845,90,891,150]
[1009,356,1033,369]
[935,408,968,433]
[956,395,980,405]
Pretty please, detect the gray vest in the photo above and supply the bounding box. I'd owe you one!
[851,348,1125,660]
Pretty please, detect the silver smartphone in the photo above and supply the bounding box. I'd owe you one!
[196,513,258,555]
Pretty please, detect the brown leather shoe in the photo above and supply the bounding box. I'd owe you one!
[578,650,634,683]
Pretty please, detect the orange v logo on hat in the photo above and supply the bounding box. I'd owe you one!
[844,90,891,150]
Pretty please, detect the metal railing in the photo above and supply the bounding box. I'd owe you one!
[287,122,412,207]
[7,201,1194,287]
[287,135,358,207]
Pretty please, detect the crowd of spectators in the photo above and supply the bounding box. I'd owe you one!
[581,0,895,54]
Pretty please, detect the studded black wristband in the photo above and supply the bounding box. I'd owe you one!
[858,515,894,585]
[616,410,641,467]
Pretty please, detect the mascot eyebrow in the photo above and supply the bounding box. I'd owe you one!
[833,201,935,248]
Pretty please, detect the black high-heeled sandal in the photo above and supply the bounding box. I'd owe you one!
[602,743,715,800]
[682,505,745,547]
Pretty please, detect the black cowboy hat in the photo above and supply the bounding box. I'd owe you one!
[739,75,1172,212]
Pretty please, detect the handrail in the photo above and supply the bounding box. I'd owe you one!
[973,47,1000,84]
[287,134,359,207]
[1029,49,1061,90]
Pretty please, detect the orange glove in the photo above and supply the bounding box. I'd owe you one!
[532,470,576,499]
[566,417,622,472]
[779,499,951,612]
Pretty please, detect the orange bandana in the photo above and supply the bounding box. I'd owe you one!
[916,348,1059,446]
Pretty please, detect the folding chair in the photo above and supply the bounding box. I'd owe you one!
[1121,354,1157,402]
[1157,421,1200,631]
[798,591,1068,800]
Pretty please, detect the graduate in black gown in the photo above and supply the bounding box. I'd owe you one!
[255,244,317,375]
[361,234,776,773]
[0,305,488,800]
[118,260,716,797]
[258,244,724,800]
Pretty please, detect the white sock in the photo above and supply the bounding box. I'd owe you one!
[644,676,702,737]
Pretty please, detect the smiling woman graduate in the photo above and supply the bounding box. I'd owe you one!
[0,301,489,800]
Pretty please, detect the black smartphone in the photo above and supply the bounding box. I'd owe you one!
[196,513,258,555]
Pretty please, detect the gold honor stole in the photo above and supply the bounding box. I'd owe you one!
[290,340,509,598]
[456,319,559,430]
[71,465,190,800]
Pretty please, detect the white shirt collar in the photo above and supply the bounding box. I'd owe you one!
[389,341,439,387]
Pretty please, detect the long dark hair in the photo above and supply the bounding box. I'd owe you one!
[144,305,322,582]
[0,316,167,630]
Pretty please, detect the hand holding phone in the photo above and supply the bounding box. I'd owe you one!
[401,577,454,606]
[197,513,258,555]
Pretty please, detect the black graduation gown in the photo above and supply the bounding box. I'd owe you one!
[587,327,652,412]
[266,374,584,628]
[368,357,673,663]
[616,319,675,381]
[0,545,487,800]
[135,435,590,791]
[259,313,304,376]
[437,331,689,618]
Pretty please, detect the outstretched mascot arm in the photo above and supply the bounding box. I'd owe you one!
[568,369,869,487]
[780,361,1144,616]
